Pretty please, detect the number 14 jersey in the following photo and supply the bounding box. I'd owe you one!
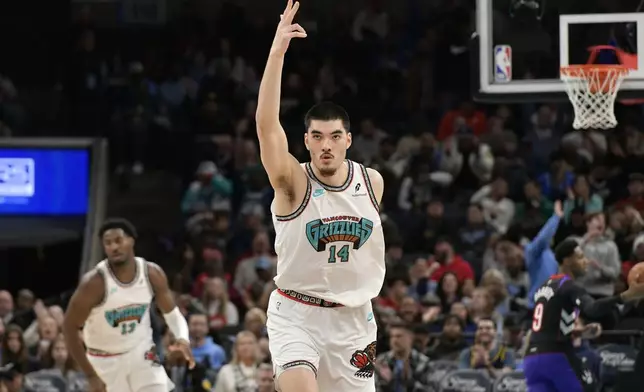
[271,160,386,308]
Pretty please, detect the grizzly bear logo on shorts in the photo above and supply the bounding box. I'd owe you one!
[144,346,161,367]
[349,341,377,378]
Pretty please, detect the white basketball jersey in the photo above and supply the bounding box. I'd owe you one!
[83,257,154,353]
[271,160,386,307]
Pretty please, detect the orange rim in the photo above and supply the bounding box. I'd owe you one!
[561,65,630,94]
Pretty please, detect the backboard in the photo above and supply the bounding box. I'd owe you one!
[473,0,644,102]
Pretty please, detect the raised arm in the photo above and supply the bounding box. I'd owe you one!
[255,1,308,212]
[62,271,106,385]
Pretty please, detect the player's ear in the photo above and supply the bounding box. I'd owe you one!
[346,132,352,149]
[304,132,310,151]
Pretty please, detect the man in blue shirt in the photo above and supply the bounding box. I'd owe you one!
[501,201,563,311]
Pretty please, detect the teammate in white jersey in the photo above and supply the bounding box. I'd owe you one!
[256,2,385,391]
[63,218,195,392]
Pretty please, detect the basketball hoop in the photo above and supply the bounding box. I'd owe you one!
[560,46,632,130]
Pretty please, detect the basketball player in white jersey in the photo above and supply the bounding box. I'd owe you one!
[62,218,195,392]
[256,2,386,391]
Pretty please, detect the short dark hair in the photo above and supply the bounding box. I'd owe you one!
[554,239,579,265]
[304,102,351,132]
[98,218,138,239]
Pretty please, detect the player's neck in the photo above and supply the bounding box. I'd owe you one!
[109,258,137,281]
[559,267,574,279]
[311,160,349,187]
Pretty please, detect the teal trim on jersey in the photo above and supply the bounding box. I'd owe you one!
[275,179,312,222]
[359,164,379,212]
[305,160,353,192]
[144,261,154,297]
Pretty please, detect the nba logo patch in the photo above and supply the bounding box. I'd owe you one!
[494,45,512,83]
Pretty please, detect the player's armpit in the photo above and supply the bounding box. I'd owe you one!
[146,262,176,313]
[366,167,384,205]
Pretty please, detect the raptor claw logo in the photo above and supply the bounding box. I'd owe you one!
[349,341,377,378]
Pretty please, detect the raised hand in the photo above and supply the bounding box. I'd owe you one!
[271,0,307,56]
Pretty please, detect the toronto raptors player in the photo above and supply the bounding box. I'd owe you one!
[256,2,386,392]
[63,218,194,392]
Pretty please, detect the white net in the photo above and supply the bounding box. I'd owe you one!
[560,66,630,130]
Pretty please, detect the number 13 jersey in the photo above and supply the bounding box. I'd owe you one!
[83,257,154,354]
[271,160,386,308]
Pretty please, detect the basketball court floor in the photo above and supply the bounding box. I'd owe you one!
[472,0,644,104]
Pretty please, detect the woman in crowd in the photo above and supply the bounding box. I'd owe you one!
[437,272,462,314]
[1,324,40,372]
[480,269,510,317]
[202,277,240,330]
[469,287,504,336]
[41,334,79,379]
[243,308,267,339]
[214,331,260,392]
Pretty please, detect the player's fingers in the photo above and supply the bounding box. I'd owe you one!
[283,1,300,24]
[290,23,306,34]
[284,31,307,39]
[283,0,292,14]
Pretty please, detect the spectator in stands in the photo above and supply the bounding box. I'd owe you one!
[457,204,495,279]
[243,308,266,339]
[571,212,621,299]
[29,316,59,361]
[563,175,603,222]
[470,177,515,234]
[437,101,486,141]
[181,161,233,217]
[469,288,504,334]
[426,314,468,361]
[256,362,274,392]
[536,153,574,201]
[233,231,275,294]
[0,362,23,392]
[187,313,226,371]
[374,323,431,392]
[429,238,475,297]
[407,200,451,253]
[436,272,462,314]
[40,334,79,380]
[0,292,13,326]
[514,179,553,232]
[0,325,39,372]
[408,258,433,302]
[201,277,240,330]
[457,318,515,376]
[213,331,260,392]
[480,269,510,317]
[450,302,477,335]
[615,173,644,213]
[377,275,410,313]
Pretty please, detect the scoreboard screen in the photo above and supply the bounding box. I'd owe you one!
[0,148,90,215]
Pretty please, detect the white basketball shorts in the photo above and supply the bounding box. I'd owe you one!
[267,289,377,392]
[87,338,173,392]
